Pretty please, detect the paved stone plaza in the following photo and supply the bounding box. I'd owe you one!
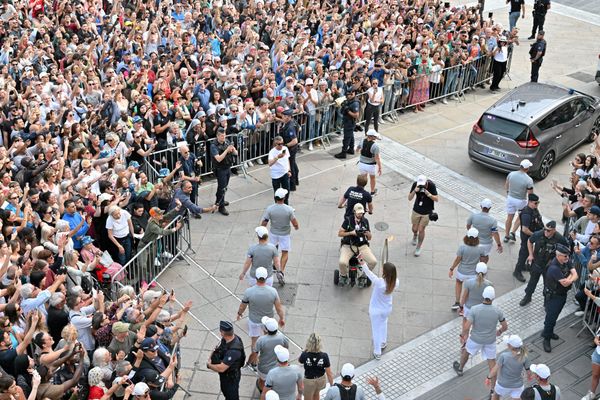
[159,2,600,399]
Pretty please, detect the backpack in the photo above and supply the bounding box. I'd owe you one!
[335,383,357,400]
[533,384,556,400]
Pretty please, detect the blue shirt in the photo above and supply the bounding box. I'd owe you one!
[61,212,89,249]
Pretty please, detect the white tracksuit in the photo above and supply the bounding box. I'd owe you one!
[362,266,399,356]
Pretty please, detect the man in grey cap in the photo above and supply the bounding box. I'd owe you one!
[467,198,503,264]
[520,220,568,306]
[541,244,577,352]
[261,188,300,284]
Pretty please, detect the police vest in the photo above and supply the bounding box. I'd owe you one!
[520,207,544,236]
[360,140,376,165]
[533,234,562,268]
[216,335,245,374]
[546,260,572,295]
[213,140,233,169]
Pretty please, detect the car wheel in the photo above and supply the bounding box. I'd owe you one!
[535,151,555,180]
[589,116,600,142]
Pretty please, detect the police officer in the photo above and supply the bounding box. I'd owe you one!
[529,30,547,83]
[542,244,577,352]
[211,128,237,216]
[334,89,360,159]
[280,109,300,191]
[513,193,544,282]
[337,174,373,219]
[528,0,550,39]
[520,221,568,306]
[207,321,245,400]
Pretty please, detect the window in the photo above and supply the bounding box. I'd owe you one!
[480,114,527,139]
[537,102,577,131]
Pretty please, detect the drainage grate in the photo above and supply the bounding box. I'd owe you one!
[374,222,389,231]
[278,283,298,306]
[567,71,596,83]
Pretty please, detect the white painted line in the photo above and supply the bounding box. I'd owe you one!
[551,3,600,27]
[403,121,474,145]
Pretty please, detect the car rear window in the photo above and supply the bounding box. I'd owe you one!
[480,114,527,139]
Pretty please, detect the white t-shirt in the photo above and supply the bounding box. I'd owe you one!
[106,210,131,238]
[268,146,290,179]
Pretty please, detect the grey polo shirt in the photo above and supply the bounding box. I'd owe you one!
[467,303,505,345]
[265,365,303,400]
[241,285,279,323]
[256,332,289,375]
[247,243,279,279]
[262,203,295,236]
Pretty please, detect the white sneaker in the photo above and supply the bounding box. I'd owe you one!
[582,392,595,400]
[308,143,314,151]
[162,251,174,259]
[414,247,421,257]
[442,98,448,104]
[373,353,381,360]
[154,258,162,267]
[575,310,585,317]
[381,342,387,350]
[451,95,459,101]
[247,160,254,167]
[256,159,264,165]
[411,236,418,246]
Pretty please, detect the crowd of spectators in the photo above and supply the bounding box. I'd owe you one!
[0,0,528,397]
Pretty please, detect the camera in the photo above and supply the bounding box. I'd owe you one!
[57,266,68,275]
[417,185,426,193]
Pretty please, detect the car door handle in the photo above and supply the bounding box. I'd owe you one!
[575,123,582,127]
[555,135,562,139]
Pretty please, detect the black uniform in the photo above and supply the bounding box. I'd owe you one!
[529,38,547,82]
[281,119,300,191]
[514,206,544,275]
[531,0,550,37]
[524,231,568,298]
[341,97,360,153]
[212,335,245,400]
[542,257,573,340]
[210,139,234,208]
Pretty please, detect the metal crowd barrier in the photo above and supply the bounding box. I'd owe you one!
[109,215,192,297]
[140,53,510,195]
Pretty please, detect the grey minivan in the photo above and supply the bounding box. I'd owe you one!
[468,82,600,179]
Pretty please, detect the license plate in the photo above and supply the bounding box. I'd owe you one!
[485,147,507,159]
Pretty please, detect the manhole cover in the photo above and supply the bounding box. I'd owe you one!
[277,283,298,306]
[567,71,596,83]
[374,222,389,231]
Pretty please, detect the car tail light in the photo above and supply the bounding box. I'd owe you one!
[516,129,540,148]
[473,119,484,134]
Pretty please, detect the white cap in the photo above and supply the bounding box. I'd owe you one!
[467,227,479,238]
[255,267,268,280]
[480,198,493,209]
[366,129,381,138]
[340,363,355,379]
[305,78,314,85]
[520,159,533,169]
[416,175,427,186]
[476,262,488,274]
[482,286,496,300]
[274,345,289,362]
[261,316,278,332]
[274,188,288,199]
[255,226,269,238]
[505,334,523,348]
[353,203,365,214]
[265,391,280,400]
[530,364,551,379]
[132,382,149,396]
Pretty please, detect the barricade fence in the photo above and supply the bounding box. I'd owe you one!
[142,53,509,199]
[109,214,192,298]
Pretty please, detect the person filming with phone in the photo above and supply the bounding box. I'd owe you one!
[268,136,291,204]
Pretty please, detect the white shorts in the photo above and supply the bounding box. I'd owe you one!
[494,382,524,398]
[455,270,475,282]
[505,196,527,215]
[479,243,493,257]
[248,319,264,338]
[358,162,377,176]
[269,233,291,252]
[465,337,497,360]
[246,274,274,287]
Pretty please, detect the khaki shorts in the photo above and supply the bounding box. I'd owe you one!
[303,375,326,398]
[411,210,430,228]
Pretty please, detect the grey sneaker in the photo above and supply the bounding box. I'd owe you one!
[276,270,285,285]
[411,236,418,246]
[453,361,464,377]
[373,353,381,360]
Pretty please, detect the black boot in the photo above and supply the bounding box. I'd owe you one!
[513,271,526,283]
[218,206,229,216]
[519,295,532,306]
[334,152,347,159]
[543,338,552,352]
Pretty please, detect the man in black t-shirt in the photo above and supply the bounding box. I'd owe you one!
[408,175,439,257]
[508,0,525,32]
[338,175,373,219]
[152,101,174,151]
[529,0,550,39]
